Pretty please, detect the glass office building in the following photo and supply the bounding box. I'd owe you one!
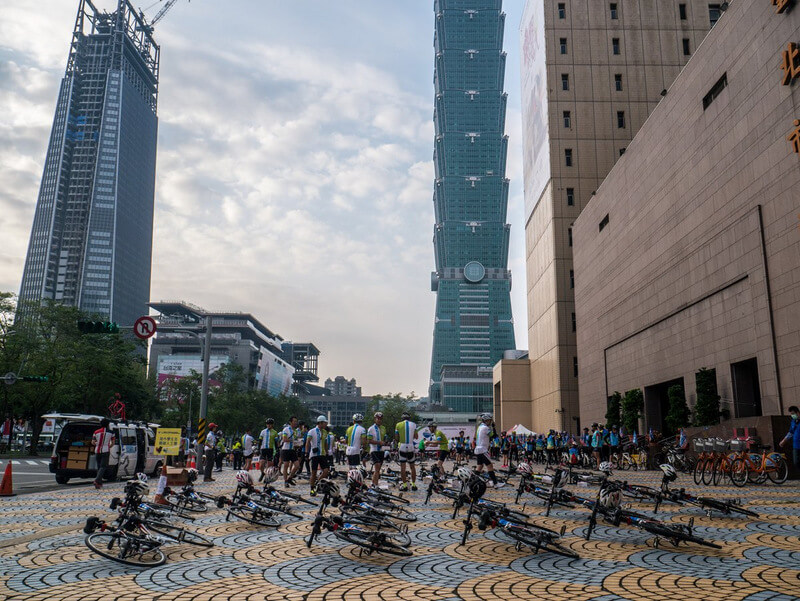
[429,0,515,413]
[18,0,158,327]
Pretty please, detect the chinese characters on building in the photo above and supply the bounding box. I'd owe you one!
[772,1,800,154]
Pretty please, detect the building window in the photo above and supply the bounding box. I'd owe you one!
[709,4,721,27]
[679,3,687,19]
[572,312,577,332]
[610,3,618,19]
[599,214,610,232]
[619,147,626,156]
[565,148,573,166]
[563,111,571,128]
[558,2,566,18]
[570,270,575,289]
[568,227,573,247]
[560,38,568,54]
[702,72,728,110]
[614,74,622,91]
[566,188,575,206]
[612,38,620,55]
[617,111,625,128]
[573,356,579,377]
[562,73,569,90]
[683,38,691,55]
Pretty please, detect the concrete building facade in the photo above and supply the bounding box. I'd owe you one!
[324,377,361,397]
[573,0,800,430]
[517,0,714,432]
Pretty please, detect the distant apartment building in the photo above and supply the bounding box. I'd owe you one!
[505,0,715,432]
[324,377,362,397]
[149,301,295,397]
[18,1,158,326]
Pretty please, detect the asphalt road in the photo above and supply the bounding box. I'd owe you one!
[0,457,94,495]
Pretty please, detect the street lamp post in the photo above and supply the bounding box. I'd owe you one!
[174,315,212,453]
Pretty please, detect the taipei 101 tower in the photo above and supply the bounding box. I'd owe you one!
[429,0,515,413]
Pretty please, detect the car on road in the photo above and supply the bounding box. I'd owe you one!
[44,413,162,485]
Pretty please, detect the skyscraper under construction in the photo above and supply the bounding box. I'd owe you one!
[429,0,515,413]
[18,0,159,326]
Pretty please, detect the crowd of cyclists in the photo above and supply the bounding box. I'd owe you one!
[188,412,678,493]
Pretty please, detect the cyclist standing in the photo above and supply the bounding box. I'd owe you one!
[280,416,298,486]
[306,416,330,495]
[92,419,115,490]
[425,422,449,476]
[394,412,418,491]
[473,413,504,488]
[242,428,255,471]
[345,414,367,469]
[779,405,800,470]
[202,423,218,482]
[367,412,388,487]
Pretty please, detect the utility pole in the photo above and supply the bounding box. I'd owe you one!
[197,315,212,447]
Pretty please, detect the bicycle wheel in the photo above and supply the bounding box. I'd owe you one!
[335,528,413,556]
[227,505,281,527]
[693,457,705,485]
[702,457,715,485]
[144,521,214,547]
[85,532,166,567]
[711,457,727,486]
[766,455,789,485]
[619,456,631,471]
[729,458,749,488]
[375,504,417,522]
[500,526,578,559]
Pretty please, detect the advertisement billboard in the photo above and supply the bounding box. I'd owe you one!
[156,355,228,386]
[521,0,550,221]
[257,354,295,397]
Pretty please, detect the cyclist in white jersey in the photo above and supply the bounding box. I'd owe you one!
[306,416,330,494]
[474,413,504,488]
[280,416,298,486]
[345,414,367,467]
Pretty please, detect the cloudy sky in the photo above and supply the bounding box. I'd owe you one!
[0,0,528,397]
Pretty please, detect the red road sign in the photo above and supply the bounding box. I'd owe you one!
[134,316,157,340]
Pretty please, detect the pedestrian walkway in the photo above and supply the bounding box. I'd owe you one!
[0,468,798,600]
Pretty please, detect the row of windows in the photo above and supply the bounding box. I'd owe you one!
[557,2,721,27]
[563,145,626,167]
[559,36,691,57]
[562,110,625,129]
[561,73,623,92]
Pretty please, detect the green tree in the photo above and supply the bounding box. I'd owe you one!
[605,391,622,428]
[621,388,644,434]
[664,384,691,435]
[367,393,420,433]
[694,368,721,426]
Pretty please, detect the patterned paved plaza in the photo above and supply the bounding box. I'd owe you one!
[0,468,799,600]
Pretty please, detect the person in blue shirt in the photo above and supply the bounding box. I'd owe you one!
[608,426,620,462]
[779,405,800,470]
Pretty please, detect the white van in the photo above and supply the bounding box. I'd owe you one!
[44,413,162,485]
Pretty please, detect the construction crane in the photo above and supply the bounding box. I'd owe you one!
[139,0,189,30]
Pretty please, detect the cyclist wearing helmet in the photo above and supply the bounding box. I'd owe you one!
[280,416,299,487]
[345,414,367,469]
[425,422,449,474]
[367,412,388,487]
[258,418,278,481]
[306,416,330,495]
[474,413,504,488]
[394,412,418,491]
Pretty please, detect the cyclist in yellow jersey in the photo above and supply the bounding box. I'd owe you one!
[425,422,449,475]
[394,412,418,491]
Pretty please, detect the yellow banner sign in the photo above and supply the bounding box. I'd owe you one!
[155,428,182,456]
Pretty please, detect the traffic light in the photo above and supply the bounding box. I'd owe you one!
[77,321,119,334]
[20,375,48,383]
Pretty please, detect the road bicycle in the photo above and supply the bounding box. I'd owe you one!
[216,488,282,527]
[83,515,167,567]
[424,474,463,505]
[109,497,214,547]
[475,509,578,558]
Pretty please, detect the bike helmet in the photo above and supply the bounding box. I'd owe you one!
[264,466,280,483]
[401,412,410,419]
[517,462,533,475]
[357,465,369,480]
[317,415,327,423]
[352,413,364,422]
[599,461,613,474]
[599,487,622,509]
[316,479,340,498]
[127,480,149,498]
[374,412,383,418]
[236,470,253,486]
[480,413,493,422]
[429,421,438,428]
[659,464,677,482]
[348,469,364,486]
[266,418,274,425]
[135,473,148,483]
[467,476,487,501]
[457,466,474,483]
